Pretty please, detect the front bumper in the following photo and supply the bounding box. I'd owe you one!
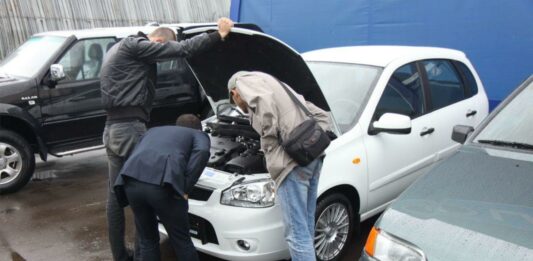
[159,183,290,261]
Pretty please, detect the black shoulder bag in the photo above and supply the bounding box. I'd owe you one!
[275,79,331,166]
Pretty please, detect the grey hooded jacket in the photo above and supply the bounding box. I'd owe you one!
[100,31,220,122]
[232,72,332,186]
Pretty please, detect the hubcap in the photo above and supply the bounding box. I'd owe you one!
[0,143,23,185]
[315,203,350,261]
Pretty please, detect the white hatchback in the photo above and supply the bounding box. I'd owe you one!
[159,27,489,261]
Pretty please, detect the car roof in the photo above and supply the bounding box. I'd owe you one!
[302,45,467,67]
[34,23,216,39]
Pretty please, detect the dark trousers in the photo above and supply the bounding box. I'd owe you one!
[123,178,199,261]
[103,121,147,261]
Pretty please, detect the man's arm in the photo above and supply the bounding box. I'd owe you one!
[133,32,220,63]
[184,133,211,194]
[133,17,233,63]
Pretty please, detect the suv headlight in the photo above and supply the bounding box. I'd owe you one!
[220,179,276,208]
[364,227,426,261]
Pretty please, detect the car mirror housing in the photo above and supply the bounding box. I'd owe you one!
[50,64,66,82]
[451,125,474,144]
[369,113,412,135]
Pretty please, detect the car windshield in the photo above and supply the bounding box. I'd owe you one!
[307,61,382,133]
[474,80,533,151]
[0,36,67,78]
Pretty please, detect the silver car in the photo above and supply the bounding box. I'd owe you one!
[361,75,533,261]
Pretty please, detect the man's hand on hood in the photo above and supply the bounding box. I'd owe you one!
[217,17,234,39]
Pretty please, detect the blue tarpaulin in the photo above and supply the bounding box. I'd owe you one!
[231,0,533,109]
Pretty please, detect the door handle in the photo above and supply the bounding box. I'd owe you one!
[466,110,477,117]
[420,127,435,136]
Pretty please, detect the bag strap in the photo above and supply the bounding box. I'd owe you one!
[273,77,313,118]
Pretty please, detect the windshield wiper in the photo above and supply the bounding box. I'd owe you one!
[477,139,533,151]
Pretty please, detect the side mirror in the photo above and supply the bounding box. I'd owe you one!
[50,64,65,82]
[451,125,474,144]
[369,113,412,135]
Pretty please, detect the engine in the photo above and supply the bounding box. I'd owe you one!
[203,106,267,175]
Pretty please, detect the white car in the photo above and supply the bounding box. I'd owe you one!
[159,27,489,261]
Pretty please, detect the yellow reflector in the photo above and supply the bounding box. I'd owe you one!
[352,157,361,164]
[364,226,379,256]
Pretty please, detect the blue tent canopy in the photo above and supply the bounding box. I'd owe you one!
[231,0,533,109]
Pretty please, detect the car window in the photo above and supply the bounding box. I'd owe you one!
[423,60,466,110]
[58,38,116,82]
[153,58,199,106]
[307,62,382,133]
[474,80,533,148]
[157,59,178,74]
[454,61,478,97]
[373,63,424,120]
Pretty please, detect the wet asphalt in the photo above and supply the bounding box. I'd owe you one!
[0,150,378,261]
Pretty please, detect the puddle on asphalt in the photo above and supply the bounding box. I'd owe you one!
[0,207,19,215]
[0,229,26,261]
[11,251,26,261]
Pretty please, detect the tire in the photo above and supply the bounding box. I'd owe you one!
[314,193,356,261]
[0,130,35,194]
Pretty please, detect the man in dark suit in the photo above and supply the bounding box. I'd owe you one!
[114,114,210,261]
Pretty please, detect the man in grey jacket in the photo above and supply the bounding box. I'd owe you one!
[100,18,233,261]
[227,71,332,261]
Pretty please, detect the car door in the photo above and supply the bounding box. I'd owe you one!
[363,62,439,209]
[39,37,116,148]
[420,59,486,161]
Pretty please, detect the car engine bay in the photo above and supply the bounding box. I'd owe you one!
[203,105,267,174]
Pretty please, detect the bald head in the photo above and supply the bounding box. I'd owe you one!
[148,27,177,43]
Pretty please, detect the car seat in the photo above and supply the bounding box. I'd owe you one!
[85,43,103,79]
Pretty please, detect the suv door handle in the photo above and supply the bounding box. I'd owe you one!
[466,110,477,117]
[420,127,435,136]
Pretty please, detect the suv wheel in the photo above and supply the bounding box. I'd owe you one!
[0,130,35,194]
[314,193,355,261]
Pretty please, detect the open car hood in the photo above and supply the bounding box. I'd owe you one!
[182,27,330,112]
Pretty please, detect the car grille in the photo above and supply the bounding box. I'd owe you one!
[188,213,218,245]
[188,185,214,201]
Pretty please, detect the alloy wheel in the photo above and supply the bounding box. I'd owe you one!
[315,202,350,260]
[0,142,23,185]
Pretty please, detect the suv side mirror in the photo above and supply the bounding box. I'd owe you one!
[50,64,66,82]
[369,113,412,135]
[451,125,474,144]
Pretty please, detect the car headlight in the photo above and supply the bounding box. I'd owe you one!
[220,179,276,208]
[364,227,426,261]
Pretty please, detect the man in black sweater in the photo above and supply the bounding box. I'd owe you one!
[114,114,210,261]
[100,18,233,261]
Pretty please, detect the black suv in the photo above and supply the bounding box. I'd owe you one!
[0,25,222,194]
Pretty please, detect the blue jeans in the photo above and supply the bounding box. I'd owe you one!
[277,159,322,261]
